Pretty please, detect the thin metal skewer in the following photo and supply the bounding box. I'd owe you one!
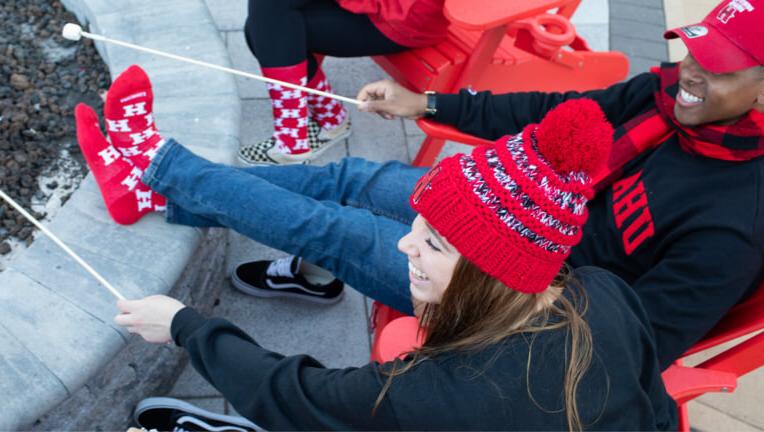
[62,23,360,106]
[0,189,127,300]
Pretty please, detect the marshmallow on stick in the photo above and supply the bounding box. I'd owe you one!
[61,23,360,106]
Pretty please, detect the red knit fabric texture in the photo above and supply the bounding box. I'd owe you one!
[411,99,613,293]
[535,98,613,174]
[104,65,164,171]
[262,62,310,155]
[306,68,347,131]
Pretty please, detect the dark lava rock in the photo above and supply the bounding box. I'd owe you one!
[0,0,109,258]
[0,242,11,255]
[10,73,31,90]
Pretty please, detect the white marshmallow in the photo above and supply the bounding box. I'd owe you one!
[62,23,83,41]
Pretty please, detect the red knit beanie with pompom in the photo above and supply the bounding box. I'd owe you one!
[410,99,613,293]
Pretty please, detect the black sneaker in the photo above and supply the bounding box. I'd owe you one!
[134,397,260,431]
[232,256,344,304]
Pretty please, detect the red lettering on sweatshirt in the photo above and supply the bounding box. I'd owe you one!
[611,171,655,255]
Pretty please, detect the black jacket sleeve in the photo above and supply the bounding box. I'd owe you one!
[432,72,659,140]
[171,308,401,431]
[629,228,763,369]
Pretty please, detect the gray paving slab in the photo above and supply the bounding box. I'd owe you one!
[219,230,370,368]
[696,370,764,429]
[0,269,124,391]
[610,35,669,60]
[610,3,667,24]
[156,95,241,141]
[571,0,609,24]
[610,0,664,8]
[225,31,270,100]
[240,98,276,146]
[170,361,221,398]
[174,133,241,165]
[575,24,610,51]
[346,105,408,163]
[10,235,164,332]
[213,280,371,369]
[45,203,197,289]
[688,401,763,432]
[0,325,69,430]
[204,0,247,31]
[610,19,667,42]
[321,56,389,103]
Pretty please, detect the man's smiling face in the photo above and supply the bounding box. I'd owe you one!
[674,53,764,127]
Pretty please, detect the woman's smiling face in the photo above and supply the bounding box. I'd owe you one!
[397,215,461,305]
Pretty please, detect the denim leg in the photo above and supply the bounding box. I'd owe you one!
[236,157,427,225]
[142,140,413,313]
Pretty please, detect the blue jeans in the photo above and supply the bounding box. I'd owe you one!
[142,139,428,314]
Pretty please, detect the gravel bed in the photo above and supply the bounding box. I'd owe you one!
[0,0,109,262]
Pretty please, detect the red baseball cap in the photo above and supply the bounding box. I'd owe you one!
[664,0,764,73]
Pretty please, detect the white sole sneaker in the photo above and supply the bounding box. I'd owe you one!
[308,115,352,159]
[134,397,260,431]
[237,136,312,166]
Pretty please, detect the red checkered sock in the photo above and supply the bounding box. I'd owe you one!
[104,65,165,171]
[307,67,347,131]
[262,62,310,155]
[75,103,166,225]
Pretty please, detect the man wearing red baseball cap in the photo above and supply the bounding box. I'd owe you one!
[665,0,763,74]
[662,0,764,127]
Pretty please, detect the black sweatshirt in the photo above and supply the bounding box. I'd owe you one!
[173,268,676,431]
[432,72,764,369]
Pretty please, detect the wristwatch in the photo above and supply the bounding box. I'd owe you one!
[424,90,437,117]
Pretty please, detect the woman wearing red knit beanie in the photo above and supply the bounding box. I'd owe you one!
[116,100,677,431]
[238,0,448,166]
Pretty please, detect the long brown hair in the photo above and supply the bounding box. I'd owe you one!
[374,257,594,432]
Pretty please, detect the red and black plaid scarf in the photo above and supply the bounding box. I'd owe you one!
[593,63,764,189]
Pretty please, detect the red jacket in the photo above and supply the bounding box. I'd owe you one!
[336,0,448,47]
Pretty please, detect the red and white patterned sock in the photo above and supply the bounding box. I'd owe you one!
[262,62,310,155]
[75,103,165,225]
[104,65,165,171]
[307,67,347,131]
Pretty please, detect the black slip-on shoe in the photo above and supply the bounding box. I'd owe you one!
[231,256,344,304]
[134,397,260,431]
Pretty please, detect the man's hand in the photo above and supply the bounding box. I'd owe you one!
[114,295,186,344]
[357,80,428,120]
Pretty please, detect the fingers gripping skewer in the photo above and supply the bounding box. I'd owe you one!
[0,189,127,301]
[62,23,361,106]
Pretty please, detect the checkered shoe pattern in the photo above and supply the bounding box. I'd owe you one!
[238,136,283,165]
[238,119,351,166]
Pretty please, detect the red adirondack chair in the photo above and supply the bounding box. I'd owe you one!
[372,0,629,166]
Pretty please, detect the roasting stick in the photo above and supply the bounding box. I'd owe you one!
[61,23,361,106]
[0,189,127,300]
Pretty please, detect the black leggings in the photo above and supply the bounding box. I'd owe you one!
[245,0,407,79]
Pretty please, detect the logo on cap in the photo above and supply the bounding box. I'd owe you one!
[717,0,754,24]
[681,25,709,38]
[412,166,442,205]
